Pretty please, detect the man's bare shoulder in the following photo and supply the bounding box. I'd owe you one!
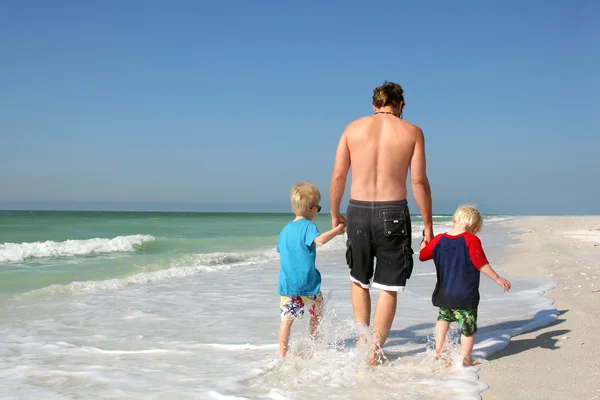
[337,116,371,139]
[398,118,424,138]
[344,115,373,129]
[398,118,421,130]
[342,115,423,138]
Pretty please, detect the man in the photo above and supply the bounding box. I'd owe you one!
[329,81,433,365]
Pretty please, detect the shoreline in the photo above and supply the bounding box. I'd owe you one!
[478,216,600,400]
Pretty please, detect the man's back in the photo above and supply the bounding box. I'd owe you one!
[344,114,420,201]
[328,80,434,365]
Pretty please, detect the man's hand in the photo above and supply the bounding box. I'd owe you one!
[332,214,347,230]
[423,226,434,244]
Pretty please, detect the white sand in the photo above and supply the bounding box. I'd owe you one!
[479,216,600,400]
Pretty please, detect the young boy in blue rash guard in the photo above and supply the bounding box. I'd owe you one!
[277,182,346,358]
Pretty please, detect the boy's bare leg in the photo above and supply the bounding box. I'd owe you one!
[461,334,479,366]
[278,319,294,358]
[369,290,397,365]
[309,314,321,340]
[435,321,450,359]
[351,282,371,344]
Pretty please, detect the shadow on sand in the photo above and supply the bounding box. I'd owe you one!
[485,309,569,361]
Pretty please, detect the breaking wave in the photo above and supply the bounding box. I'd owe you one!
[0,235,155,263]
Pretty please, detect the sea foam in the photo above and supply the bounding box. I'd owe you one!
[0,235,155,263]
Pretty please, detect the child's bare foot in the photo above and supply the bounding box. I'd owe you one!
[434,352,452,369]
[462,358,481,367]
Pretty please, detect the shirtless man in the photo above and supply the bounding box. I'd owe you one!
[329,81,433,364]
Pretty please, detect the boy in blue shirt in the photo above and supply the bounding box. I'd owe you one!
[277,182,346,358]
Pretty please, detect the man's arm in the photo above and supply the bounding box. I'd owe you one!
[410,128,433,242]
[329,130,350,228]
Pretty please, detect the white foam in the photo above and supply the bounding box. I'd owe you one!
[79,346,192,355]
[483,216,515,223]
[19,248,283,297]
[207,392,252,400]
[22,262,237,296]
[199,343,279,351]
[0,235,155,263]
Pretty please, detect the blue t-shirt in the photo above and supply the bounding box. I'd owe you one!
[277,218,321,296]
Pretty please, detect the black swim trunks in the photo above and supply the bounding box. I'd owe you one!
[345,199,414,291]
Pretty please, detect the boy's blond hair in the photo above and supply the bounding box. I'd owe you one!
[452,204,483,232]
[290,182,321,216]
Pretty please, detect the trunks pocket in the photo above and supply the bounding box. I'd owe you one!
[345,240,353,268]
[382,211,408,237]
[404,246,415,279]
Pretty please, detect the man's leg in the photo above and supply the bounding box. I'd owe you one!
[345,201,375,345]
[369,200,413,365]
[351,282,371,343]
[369,289,397,364]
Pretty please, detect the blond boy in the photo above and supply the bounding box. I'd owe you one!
[276,182,345,358]
[419,205,511,366]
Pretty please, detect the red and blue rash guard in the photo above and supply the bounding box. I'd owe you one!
[419,232,489,309]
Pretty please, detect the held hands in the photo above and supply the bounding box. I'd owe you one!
[334,223,346,235]
[495,276,512,292]
[419,228,433,250]
[423,226,434,244]
[332,214,347,230]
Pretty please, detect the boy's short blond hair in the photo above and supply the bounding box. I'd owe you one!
[452,204,483,231]
[290,182,321,216]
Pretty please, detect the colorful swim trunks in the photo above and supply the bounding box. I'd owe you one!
[280,291,323,321]
[437,308,478,337]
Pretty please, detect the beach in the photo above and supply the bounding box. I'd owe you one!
[0,211,597,399]
[479,216,600,400]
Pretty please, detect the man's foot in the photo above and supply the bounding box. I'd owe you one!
[368,347,385,366]
[356,334,368,348]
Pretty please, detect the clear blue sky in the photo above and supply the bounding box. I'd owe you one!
[1,0,598,214]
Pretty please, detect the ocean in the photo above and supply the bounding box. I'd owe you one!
[0,211,557,399]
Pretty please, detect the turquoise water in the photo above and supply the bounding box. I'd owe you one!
[0,210,450,295]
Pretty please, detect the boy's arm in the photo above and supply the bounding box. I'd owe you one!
[419,234,439,261]
[480,264,511,292]
[466,234,511,292]
[314,224,345,246]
